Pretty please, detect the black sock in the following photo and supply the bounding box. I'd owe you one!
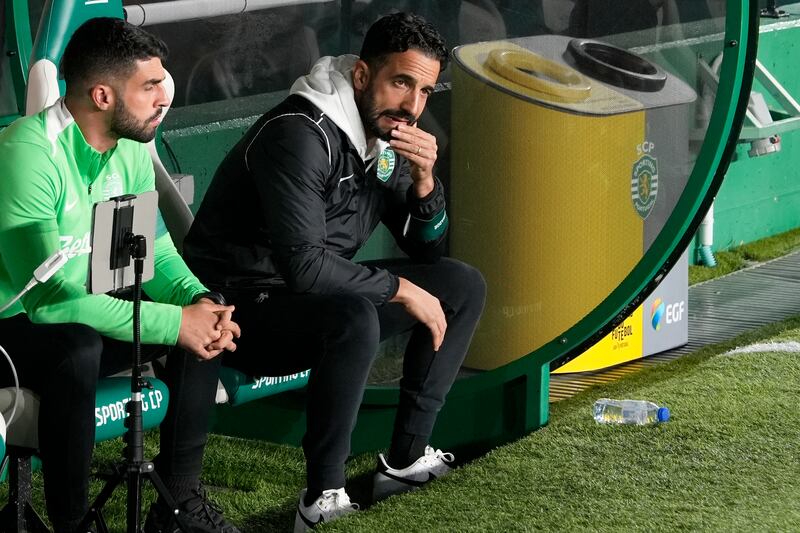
[304,488,323,507]
[387,433,428,470]
[51,517,82,533]
[158,474,198,507]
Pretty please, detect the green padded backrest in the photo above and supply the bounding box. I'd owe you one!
[31,0,124,65]
[25,1,124,113]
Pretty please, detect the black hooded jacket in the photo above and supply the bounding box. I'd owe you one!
[183,93,448,305]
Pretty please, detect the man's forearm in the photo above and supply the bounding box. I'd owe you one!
[277,246,399,305]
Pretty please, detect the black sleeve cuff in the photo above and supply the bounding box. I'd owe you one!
[192,291,227,305]
[385,274,400,304]
[406,176,446,219]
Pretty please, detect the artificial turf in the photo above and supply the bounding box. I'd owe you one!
[6,230,800,530]
[319,317,800,532]
[689,226,800,285]
[4,315,799,531]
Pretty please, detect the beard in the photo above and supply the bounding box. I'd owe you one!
[110,98,161,143]
[359,85,417,142]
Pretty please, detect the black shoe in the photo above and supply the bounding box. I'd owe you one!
[144,485,240,533]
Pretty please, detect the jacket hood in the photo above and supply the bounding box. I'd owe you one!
[290,54,388,162]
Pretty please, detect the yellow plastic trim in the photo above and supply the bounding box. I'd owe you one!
[487,49,592,102]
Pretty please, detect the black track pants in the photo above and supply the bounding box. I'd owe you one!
[223,258,486,491]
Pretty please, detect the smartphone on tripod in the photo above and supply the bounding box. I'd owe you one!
[88,191,157,294]
[81,191,189,532]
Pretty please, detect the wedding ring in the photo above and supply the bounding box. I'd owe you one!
[416,145,421,155]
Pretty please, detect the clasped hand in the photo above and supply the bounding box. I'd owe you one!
[178,299,241,360]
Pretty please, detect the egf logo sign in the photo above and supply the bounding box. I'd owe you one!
[650,298,685,331]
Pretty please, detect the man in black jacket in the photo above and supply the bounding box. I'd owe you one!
[184,12,485,530]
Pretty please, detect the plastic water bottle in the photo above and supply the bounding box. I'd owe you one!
[593,398,670,425]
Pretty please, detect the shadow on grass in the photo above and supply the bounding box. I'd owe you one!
[235,499,297,533]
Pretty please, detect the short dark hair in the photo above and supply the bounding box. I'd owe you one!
[61,17,168,93]
[359,12,449,73]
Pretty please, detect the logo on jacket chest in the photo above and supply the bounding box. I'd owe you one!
[102,172,124,201]
[59,232,91,259]
[376,149,395,183]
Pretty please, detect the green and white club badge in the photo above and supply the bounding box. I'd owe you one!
[631,153,658,220]
[376,148,396,182]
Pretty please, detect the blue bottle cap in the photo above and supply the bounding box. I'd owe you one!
[657,407,670,422]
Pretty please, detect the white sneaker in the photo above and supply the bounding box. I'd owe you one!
[372,446,455,501]
[293,488,359,532]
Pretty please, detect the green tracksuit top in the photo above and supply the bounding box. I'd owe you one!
[0,99,206,345]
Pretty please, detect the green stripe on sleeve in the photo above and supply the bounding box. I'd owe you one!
[407,209,449,242]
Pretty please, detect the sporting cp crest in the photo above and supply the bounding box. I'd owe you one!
[631,154,658,219]
[376,148,395,182]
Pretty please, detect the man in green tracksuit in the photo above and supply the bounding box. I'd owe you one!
[0,18,240,533]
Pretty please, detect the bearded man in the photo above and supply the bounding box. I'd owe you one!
[184,12,486,531]
[0,17,240,532]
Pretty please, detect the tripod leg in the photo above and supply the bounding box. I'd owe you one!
[0,450,50,533]
[145,468,192,533]
[5,452,32,531]
[78,462,193,533]
[78,464,125,533]
[127,467,143,533]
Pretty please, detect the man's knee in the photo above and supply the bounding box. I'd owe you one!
[456,260,487,301]
[325,294,380,348]
[437,258,487,311]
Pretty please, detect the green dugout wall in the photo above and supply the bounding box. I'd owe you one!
[704,11,800,251]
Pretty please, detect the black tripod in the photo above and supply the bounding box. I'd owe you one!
[77,234,189,533]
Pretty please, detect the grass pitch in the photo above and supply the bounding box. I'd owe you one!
[5,228,800,530]
[690,226,800,284]
[6,314,797,532]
